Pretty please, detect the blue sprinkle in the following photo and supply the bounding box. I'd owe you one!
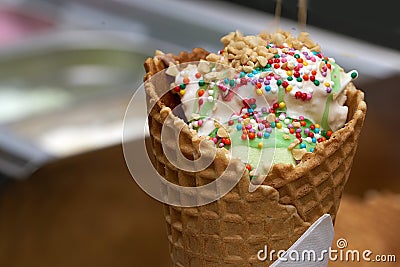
[312,137,317,143]
[224,78,229,84]
[265,85,271,92]
[248,73,254,78]
[309,148,314,152]
[236,124,242,130]
[252,70,258,74]
[247,108,254,113]
[263,132,270,138]
[314,128,320,134]
[270,122,276,128]
[300,143,306,149]
[240,72,246,78]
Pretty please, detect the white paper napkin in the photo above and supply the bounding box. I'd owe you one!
[270,214,334,267]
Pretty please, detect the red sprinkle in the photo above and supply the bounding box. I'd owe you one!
[248,132,256,140]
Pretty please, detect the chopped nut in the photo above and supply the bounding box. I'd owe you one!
[257,56,268,67]
[217,127,229,138]
[228,46,240,55]
[265,53,275,60]
[203,72,217,82]
[271,32,285,46]
[221,32,235,45]
[293,122,301,128]
[198,60,210,74]
[232,41,246,49]
[155,50,165,56]
[206,53,221,62]
[292,40,303,50]
[255,46,269,57]
[243,65,253,73]
[311,44,321,52]
[298,32,315,48]
[241,54,249,65]
[268,47,278,54]
[234,53,242,60]
[292,148,307,161]
[165,63,179,76]
[266,113,276,123]
[244,36,265,48]
[288,139,301,150]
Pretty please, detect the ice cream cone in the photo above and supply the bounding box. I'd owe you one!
[144,48,366,266]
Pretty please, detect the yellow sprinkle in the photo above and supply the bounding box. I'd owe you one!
[276,122,282,129]
[286,85,293,92]
[256,89,263,96]
[315,124,320,129]
[303,61,308,66]
[258,142,263,149]
[286,70,292,76]
[324,82,330,87]
[279,102,286,109]
[180,89,186,95]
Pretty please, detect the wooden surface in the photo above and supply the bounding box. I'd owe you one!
[0,76,399,266]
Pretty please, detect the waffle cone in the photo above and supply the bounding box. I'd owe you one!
[144,48,367,266]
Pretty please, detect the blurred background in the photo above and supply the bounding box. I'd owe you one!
[0,0,399,266]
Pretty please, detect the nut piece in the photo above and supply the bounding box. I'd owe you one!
[217,127,229,138]
[257,56,268,67]
[288,139,301,150]
[266,113,276,123]
[206,53,221,62]
[165,63,179,76]
[292,148,307,161]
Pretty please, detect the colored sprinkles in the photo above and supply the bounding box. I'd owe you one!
[168,31,358,173]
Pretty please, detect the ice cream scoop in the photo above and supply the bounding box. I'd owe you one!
[167,30,358,176]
